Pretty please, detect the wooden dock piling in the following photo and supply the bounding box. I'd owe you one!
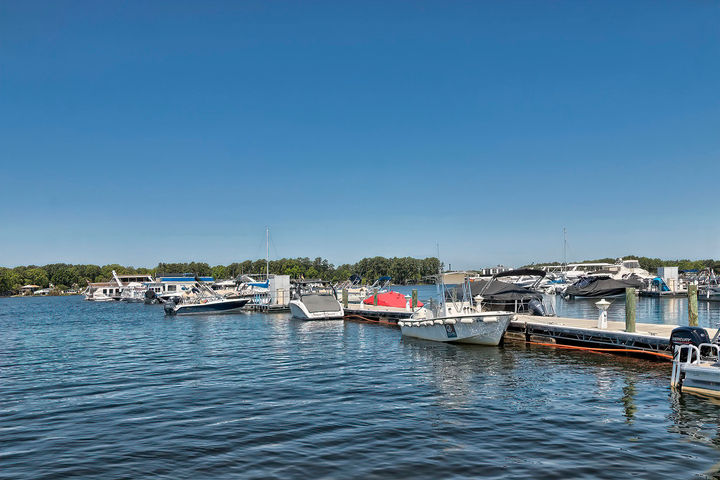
[411,289,418,309]
[342,288,348,308]
[625,288,636,333]
[688,284,699,326]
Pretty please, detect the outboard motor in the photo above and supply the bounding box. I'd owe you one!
[163,301,177,316]
[144,290,157,305]
[670,326,711,362]
[528,298,547,316]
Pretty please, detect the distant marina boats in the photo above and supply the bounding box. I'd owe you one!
[450,268,552,316]
[84,271,154,302]
[289,280,344,320]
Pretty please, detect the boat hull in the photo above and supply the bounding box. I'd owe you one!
[170,298,249,315]
[400,313,513,346]
[289,300,344,320]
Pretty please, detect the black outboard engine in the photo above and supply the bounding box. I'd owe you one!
[670,326,711,362]
[164,301,177,316]
[144,289,157,305]
[528,298,547,316]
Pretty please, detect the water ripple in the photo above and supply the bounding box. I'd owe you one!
[1,296,720,478]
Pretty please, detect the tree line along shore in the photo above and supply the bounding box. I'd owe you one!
[0,257,441,296]
[2,254,718,297]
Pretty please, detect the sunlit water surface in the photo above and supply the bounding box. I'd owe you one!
[2,295,720,479]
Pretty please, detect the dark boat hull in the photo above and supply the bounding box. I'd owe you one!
[170,298,249,315]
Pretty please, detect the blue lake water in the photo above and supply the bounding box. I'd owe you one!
[2,295,720,479]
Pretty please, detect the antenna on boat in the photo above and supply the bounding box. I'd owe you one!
[437,243,448,315]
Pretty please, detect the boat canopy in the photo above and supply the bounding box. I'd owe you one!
[447,279,542,302]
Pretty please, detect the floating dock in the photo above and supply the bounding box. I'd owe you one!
[244,303,290,313]
[507,314,712,360]
[343,303,411,323]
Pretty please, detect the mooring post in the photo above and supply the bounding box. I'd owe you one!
[411,289,418,309]
[688,284,698,327]
[342,288,348,308]
[373,288,378,306]
[625,287,636,333]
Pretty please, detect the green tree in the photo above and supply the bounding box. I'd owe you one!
[23,268,49,287]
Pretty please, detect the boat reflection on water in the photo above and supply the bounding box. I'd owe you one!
[399,338,517,409]
[668,390,720,445]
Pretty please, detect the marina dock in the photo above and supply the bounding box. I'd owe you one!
[506,314,712,360]
[343,303,412,323]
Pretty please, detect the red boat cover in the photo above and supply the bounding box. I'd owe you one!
[362,291,423,308]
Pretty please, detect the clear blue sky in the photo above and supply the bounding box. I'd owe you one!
[1,1,718,269]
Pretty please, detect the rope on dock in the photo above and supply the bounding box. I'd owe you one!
[344,314,397,325]
[526,340,673,360]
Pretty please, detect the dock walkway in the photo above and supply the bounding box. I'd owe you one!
[509,314,713,358]
[343,303,412,322]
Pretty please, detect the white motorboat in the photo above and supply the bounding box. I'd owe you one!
[166,297,250,315]
[289,281,344,320]
[164,278,249,315]
[399,302,513,345]
[398,256,514,345]
[83,287,115,302]
[670,326,720,398]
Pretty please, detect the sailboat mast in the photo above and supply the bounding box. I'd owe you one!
[266,227,269,279]
[562,227,567,269]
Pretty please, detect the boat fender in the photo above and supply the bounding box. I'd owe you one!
[398,321,405,327]
[445,319,456,325]
[460,318,474,324]
[434,320,444,325]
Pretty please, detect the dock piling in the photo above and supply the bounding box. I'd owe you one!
[373,288,378,306]
[411,289,418,309]
[688,284,698,327]
[342,288,348,308]
[625,288,636,333]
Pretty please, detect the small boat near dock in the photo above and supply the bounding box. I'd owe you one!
[289,280,344,320]
[399,261,514,345]
[670,326,720,398]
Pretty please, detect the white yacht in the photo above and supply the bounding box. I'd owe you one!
[289,281,344,320]
[85,272,155,302]
[588,258,652,281]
